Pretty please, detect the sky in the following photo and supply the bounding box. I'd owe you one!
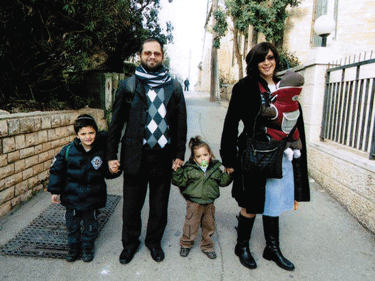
[158,0,209,89]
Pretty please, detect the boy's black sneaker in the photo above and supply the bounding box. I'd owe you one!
[82,248,95,262]
[66,247,80,262]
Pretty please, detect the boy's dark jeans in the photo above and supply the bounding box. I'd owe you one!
[65,209,98,249]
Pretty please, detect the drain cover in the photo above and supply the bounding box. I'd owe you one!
[0,194,121,259]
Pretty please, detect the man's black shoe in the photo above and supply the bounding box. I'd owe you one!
[119,243,140,264]
[149,246,165,262]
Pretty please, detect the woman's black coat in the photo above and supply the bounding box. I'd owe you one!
[220,75,310,213]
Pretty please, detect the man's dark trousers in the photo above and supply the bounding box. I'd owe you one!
[121,148,172,249]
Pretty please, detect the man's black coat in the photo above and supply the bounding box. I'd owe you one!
[107,76,187,175]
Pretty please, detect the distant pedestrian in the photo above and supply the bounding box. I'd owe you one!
[184,78,190,91]
[172,136,233,259]
[47,114,119,263]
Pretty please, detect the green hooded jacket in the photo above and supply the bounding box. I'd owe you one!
[172,160,233,204]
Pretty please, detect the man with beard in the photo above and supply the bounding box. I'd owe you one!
[107,38,187,264]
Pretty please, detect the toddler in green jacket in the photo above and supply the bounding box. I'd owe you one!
[172,136,233,259]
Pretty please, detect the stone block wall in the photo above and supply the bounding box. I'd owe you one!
[0,108,107,217]
[308,142,375,233]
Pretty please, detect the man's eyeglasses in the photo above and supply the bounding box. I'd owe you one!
[142,51,162,58]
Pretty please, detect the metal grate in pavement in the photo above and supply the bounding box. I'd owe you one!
[0,194,121,259]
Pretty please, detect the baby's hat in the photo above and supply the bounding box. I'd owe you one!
[279,70,304,87]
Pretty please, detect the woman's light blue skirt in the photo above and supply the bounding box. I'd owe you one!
[262,154,294,217]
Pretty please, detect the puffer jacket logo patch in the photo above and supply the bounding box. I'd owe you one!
[91,156,103,170]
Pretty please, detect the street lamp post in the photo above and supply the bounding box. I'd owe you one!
[314,15,336,47]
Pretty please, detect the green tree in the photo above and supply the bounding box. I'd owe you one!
[214,0,300,78]
[245,0,301,48]
[0,0,172,109]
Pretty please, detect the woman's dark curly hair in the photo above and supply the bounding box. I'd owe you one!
[188,136,214,162]
[245,42,281,79]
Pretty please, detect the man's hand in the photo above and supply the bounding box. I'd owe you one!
[52,195,59,204]
[172,158,184,171]
[108,160,120,174]
[224,167,234,174]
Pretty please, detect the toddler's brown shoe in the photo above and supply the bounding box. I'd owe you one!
[203,250,217,259]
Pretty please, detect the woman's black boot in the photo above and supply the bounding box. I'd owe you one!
[234,213,257,269]
[262,216,295,271]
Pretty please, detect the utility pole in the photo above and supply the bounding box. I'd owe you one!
[210,0,219,102]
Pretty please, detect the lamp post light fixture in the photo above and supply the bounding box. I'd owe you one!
[314,15,336,47]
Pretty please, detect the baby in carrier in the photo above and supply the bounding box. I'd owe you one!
[261,70,304,161]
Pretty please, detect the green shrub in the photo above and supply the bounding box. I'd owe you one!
[278,49,300,71]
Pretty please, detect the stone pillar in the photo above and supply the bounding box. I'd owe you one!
[104,73,113,113]
[299,47,341,144]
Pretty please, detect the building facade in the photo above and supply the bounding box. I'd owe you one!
[198,0,375,91]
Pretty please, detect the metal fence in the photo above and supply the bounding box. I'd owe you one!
[321,55,375,159]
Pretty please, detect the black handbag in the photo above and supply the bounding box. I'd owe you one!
[241,132,295,179]
[240,83,297,179]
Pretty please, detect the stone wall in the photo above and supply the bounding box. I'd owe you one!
[0,108,107,217]
[308,142,375,233]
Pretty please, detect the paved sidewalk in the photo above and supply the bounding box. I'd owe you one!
[0,91,374,281]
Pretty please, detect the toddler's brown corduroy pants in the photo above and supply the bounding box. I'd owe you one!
[180,200,216,252]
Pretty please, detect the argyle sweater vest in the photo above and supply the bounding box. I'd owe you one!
[143,87,170,149]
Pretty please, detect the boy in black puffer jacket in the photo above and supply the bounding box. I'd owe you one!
[48,114,120,262]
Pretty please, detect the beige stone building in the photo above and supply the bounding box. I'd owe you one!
[198,0,375,91]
